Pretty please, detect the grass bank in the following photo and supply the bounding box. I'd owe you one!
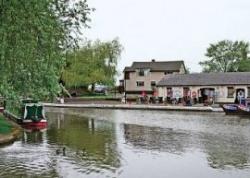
[0,114,12,135]
[0,113,21,145]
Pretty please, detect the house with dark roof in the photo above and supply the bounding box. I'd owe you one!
[157,72,250,104]
[123,59,186,98]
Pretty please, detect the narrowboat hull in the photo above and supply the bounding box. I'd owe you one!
[221,104,240,115]
[221,104,250,116]
[18,119,48,130]
[238,105,250,116]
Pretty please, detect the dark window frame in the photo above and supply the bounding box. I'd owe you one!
[125,72,130,80]
[136,81,144,87]
[248,87,250,98]
[151,81,156,87]
[164,71,173,75]
[138,69,145,76]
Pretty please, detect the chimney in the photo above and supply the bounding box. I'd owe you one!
[151,59,156,62]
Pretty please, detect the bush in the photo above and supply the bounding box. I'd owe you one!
[0,115,12,134]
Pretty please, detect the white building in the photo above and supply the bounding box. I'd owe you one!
[157,72,250,104]
[123,60,186,98]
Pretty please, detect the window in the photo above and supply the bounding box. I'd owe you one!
[248,87,250,98]
[151,81,156,87]
[137,68,150,76]
[125,72,130,80]
[136,81,144,87]
[167,88,173,97]
[183,87,190,97]
[227,87,234,98]
[164,71,172,75]
[138,69,145,76]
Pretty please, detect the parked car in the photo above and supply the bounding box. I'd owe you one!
[94,85,108,94]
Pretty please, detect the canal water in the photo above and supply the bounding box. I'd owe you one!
[1,108,250,178]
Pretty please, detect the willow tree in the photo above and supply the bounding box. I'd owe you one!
[0,0,93,103]
[62,38,123,90]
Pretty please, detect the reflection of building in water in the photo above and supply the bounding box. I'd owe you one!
[47,112,121,171]
[123,124,192,154]
[124,123,250,170]
[201,133,250,169]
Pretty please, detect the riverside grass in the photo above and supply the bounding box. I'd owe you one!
[0,115,12,134]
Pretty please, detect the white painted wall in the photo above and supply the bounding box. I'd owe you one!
[125,71,167,92]
[158,85,250,103]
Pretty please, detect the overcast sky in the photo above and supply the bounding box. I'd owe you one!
[85,0,250,77]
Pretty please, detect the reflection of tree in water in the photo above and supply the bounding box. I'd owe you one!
[200,133,250,169]
[123,124,193,154]
[0,130,58,178]
[47,112,121,172]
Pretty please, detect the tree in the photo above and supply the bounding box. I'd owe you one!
[238,59,250,72]
[199,40,250,72]
[62,38,123,89]
[0,0,93,104]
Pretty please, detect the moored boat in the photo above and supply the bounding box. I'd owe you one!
[238,105,250,116]
[17,100,48,130]
[221,104,240,115]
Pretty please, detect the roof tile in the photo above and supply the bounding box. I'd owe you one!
[124,60,184,72]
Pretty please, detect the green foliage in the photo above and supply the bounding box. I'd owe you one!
[62,38,123,88]
[0,0,92,102]
[238,59,250,72]
[200,40,250,72]
[0,115,12,134]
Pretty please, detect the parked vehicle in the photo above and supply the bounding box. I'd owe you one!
[94,85,108,94]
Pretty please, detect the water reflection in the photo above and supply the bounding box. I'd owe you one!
[47,112,121,172]
[123,122,250,170]
[124,124,192,154]
[0,108,250,178]
[201,133,250,169]
[0,111,121,178]
[0,130,56,178]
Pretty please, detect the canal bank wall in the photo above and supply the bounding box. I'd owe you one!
[0,112,22,145]
[43,103,224,112]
